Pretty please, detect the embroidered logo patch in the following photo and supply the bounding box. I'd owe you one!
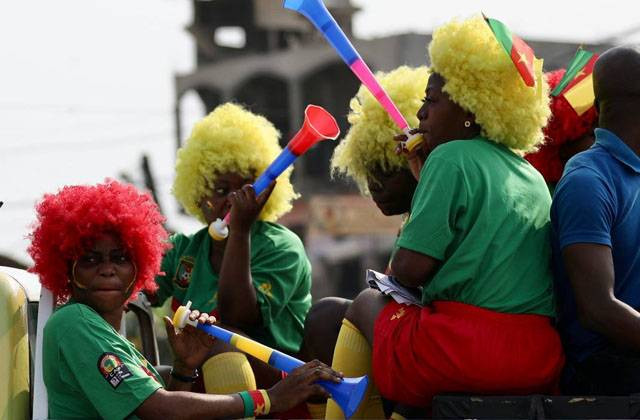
[390,307,406,321]
[258,282,273,298]
[98,352,132,389]
[174,257,194,288]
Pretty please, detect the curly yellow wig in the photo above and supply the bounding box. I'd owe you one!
[331,66,430,194]
[429,15,550,152]
[173,103,298,224]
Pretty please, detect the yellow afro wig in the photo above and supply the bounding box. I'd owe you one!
[429,15,550,153]
[331,66,430,194]
[173,103,298,224]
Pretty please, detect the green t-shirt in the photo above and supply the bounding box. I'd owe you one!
[397,137,555,316]
[43,302,164,420]
[154,221,312,353]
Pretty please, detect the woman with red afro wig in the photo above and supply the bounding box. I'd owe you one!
[28,179,338,419]
[525,69,598,189]
[28,179,169,303]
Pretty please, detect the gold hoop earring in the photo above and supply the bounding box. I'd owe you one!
[125,262,138,295]
[70,260,88,290]
[464,121,471,128]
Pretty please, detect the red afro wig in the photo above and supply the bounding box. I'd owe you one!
[28,179,169,303]
[525,69,598,183]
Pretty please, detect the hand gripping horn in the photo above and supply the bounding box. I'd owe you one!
[209,104,340,240]
[283,0,423,151]
[174,302,368,418]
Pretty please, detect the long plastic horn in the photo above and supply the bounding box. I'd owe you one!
[174,302,368,418]
[283,0,423,151]
[209,104,340,240]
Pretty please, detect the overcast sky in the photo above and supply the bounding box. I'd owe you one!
[1,0,639,264]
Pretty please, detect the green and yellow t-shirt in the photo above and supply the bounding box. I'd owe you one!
[43,302,164,420]
[154,221,312,353]
[396,137,555,316]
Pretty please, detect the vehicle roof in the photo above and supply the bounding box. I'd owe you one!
[0,266,40,302]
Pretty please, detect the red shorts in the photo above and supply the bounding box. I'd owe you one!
[372,301,564,407]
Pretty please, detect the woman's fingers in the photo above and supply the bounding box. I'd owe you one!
[189,310,200,321]
[296,360,342,384]
[256,181,276,207]
[309,365,343,383]
[188,310,217,325]
[228,191,240,206]
[394,132,408,142]
[293,359,321,375]
[162,316,177,341]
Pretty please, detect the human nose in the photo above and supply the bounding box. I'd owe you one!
[417,102,428,121]
[97,258,117,276]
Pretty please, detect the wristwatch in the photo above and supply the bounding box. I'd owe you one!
[170,367,199,383]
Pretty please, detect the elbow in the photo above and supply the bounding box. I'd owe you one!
[576,308,599,332]
[575,300,612,333]
[217,303,242,327]
[390,257,408,282]
[217,300,257,330]
[391,258,423,288]
[390,248,439,288]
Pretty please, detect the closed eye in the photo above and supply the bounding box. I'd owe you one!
[422,95,435,104]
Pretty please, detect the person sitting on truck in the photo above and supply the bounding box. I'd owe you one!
[551,45,640,395]
[306,65,429,365]
[294,65,430,419]
[525,68,598,193]
[150,103,314,394]
[330,65,429,218]
[325,15,565,419]
[28,179,341,420]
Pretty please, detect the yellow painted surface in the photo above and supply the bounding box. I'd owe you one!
[564,73,595,116]
[230,335,273,364]
[0,272,30,420]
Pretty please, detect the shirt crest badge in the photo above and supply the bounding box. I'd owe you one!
[174,257,195,288]
[97,352,132,389]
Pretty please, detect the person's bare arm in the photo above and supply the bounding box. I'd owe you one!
[217,222,260,328]
[135,360,341,419]
[136,389,243,419]
[217,183,276,329]
[563,243,640,351]
[391,247,441,288]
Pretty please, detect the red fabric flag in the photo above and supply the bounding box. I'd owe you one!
[485,16,537,87]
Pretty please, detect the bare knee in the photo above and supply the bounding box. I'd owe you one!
[302,297,351,364]
[345,289,384,322]
[345,289,389,344]
[305,297,351,336]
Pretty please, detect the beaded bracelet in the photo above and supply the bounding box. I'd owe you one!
[238,389,271,417]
